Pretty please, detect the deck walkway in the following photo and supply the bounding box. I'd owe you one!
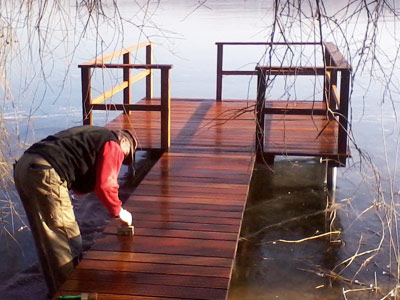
[54,98,256,300]
[52,41,350,300]
[52,97,347,300]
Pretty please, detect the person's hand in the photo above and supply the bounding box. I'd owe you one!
[119,207,132,226]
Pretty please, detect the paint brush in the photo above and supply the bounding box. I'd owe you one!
[117,224,135,236]
[59,293,98,300]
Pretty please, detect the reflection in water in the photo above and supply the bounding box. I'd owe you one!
[229,158,345,300]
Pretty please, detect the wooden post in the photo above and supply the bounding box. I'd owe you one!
[146,44,153,100]
[81,67,92,125]
[338,69,350,166]
[256,68,266,161]
[323,47,329,106]
[216,43,223,102]
[123,52,131,111]
[326,163,337,190]
[324,47,338,116]
[161,67,171,150]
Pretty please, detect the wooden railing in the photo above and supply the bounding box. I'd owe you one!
[78,42,172,150]
[215,42,322,101]
[254,42,351,166]
[323,42,351,158]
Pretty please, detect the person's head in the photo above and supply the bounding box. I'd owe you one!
[113,129,138,165]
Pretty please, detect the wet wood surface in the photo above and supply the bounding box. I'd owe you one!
[54,99,255,300]
[54,98,346,300]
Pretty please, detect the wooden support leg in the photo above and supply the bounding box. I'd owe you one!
[256,153,275,165]
[326,164,337,191]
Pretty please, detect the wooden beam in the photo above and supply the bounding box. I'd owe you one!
[91,71,150,105]
[146,44,153,99]
[92,82,128,105]
[79,63,173,70]
[338,69,350,166]
[324,42,351,69]
[80,41,151,66]
[81,67,92,125]
[256,69,266,158]
[90,103,161,111]
[161,68,171,150]
[123,52,131,108]
[264,108,328,115]
[216,43,223,102]
[215,42,321,46]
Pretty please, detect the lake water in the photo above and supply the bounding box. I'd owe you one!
[1,1,399,299]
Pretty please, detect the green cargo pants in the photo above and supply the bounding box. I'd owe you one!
[14,153,82,297]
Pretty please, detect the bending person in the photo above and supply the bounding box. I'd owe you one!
[13,125,137,297]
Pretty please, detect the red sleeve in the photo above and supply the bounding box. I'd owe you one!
[94,140,124,217]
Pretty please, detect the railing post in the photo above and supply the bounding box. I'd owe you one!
[338,69,350,166]
[123,52,131,111]
[324,47,337,114]
[323,47,330,108]
[81,67,92,125]
[216,43,223,102]
[146,43,153,100]
[161,67,171,150]
[256,68,266,161]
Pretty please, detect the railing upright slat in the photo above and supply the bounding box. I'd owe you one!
[161,67,171,150]
[216,43,223,102]
[81,67,92,125]
[146,44,153,100]
[80,42,172,151]
[252,42,350,166]
[123,53,131,109]
[338,69,350,166]
[256,68,266,160]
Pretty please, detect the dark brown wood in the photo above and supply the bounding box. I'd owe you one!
[160,68,171,149]
[103,227,238,241]
[146,44,153,99]
[81,67,92,125]
[90,235,237,258]
[255,66,347,75]
[216,42,320,46]
[216,43,223,101]
[55,292,175,300]
[77,259,232,278]
[60,279,227,300]
[79,63,173,69]
[69,41,351,300]
[84,251,233,267]
[90,103,161,111]
[79,41,151,66]
[55,99,256,300]
[123,52,131,108]
[256,69,266,157]
[70,269,228,289]
[338,69,350,166]
[324,42,350,68]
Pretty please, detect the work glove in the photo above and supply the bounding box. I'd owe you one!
[119,207,132,226]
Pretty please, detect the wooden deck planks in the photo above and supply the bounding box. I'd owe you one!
[54,98,345,300]
[55,99,255,300]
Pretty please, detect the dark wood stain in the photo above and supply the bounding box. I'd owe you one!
[54,98,345,300]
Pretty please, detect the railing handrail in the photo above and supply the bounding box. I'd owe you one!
[252,42,351,167]
[216,41,351,102]
[324,42,350,69]
[216,42,321,46]
[78,63,172,69]
[79,41,151,66]
[80,42,172,150]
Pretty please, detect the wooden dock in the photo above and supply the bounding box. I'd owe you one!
[54,99,256,300]
[52,41,350,299]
